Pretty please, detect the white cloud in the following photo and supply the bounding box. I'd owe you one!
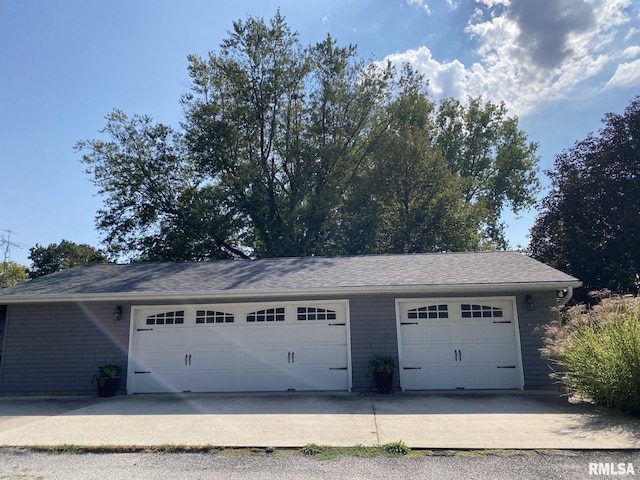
[475,0,509,7]
[605,58,640,88]
[622,46,640,58]
[392,46,469,97]
[625,28,639,41]
[445,0,461,10]
[385,0,634,116]
[406,0,431,15]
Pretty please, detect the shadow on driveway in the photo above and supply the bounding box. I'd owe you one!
[0,390,597,416]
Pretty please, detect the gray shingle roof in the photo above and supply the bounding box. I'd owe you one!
[0,252,581,302]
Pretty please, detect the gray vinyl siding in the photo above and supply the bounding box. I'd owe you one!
[348,295,399,391]
[0,302,130,394]
[0,291,561,394]
[515,291,559,388]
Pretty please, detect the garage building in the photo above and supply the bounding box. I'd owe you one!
[0,252,581,394]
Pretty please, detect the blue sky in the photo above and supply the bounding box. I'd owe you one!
[2,0,639,266]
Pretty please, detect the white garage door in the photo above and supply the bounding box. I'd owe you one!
[397,298,523,390]
[127,301,350,393]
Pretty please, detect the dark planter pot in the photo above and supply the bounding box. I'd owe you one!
[96,377,119,397]
[373,371,393,394]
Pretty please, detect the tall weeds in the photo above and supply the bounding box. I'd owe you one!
[541,291,640,416]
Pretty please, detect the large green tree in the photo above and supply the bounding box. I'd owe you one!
[79,12,539,261]
[76,111,244,261]
[181,13,391,257]
[338,67,478,254]
[0,261,29,287]
[529,97,640,297]
[434,97,540,247]
[28,240,108,278]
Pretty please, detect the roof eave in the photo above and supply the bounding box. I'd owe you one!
[0,280,583,304]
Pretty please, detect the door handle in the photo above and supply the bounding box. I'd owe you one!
[189,354,192,366]
[459,350,462,361]
[185,354,188,366]
[454,349,458,361]
[288,352,291,363]
[292,352,294,364]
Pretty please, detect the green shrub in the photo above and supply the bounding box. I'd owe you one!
[383,440,411,455]
[300,444,322,455]
[52,444,85,455]
[541,292,640,416]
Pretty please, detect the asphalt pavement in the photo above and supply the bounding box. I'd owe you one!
[1,450,639,480]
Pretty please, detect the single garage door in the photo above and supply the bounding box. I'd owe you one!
[397,298,523,390]
[128,301,350,393]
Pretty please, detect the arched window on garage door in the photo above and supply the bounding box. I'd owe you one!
[145,310,185,325]
[407,304,449,319]
[246,307,285,322]
[460,304,503,318]
[296,306,337,321]
[195,310,234,324]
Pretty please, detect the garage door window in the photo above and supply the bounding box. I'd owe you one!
[196,310,234,324]
[461,304,503,318]
[146,310,185,325]
[407,305,448,319]
[246,307,285,322]
[297,306,337,321]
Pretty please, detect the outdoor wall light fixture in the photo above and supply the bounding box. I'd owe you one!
[113,305,123,321]
[525,295,535,311]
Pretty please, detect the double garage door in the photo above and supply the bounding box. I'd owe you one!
[128,301,350,393]
[397,298,523,390]
[127,297,522,393]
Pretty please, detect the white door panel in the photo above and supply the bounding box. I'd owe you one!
[293,345,346,367]
[403,366,457,390]
[398,298,522,390]
[287,367,349,391]
[136,329,186,349]
[460,365,520,389]
[402,344,452,365]
[404,323,454,343]
[191,328,242,346]
[244,325,289,345]
[133,371,187,393]
[292,324,346,344]
[455,343,516,365]
[129,302,350,393]
[458,321,515,343]
[189,370,238,392]
[191,346,239,370]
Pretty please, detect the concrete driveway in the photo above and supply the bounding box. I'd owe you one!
[0,391,638,449]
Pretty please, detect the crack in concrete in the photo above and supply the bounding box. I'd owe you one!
[368,395,381,446]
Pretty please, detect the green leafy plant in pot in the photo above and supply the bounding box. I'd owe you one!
[369,355,396,394]
[91,364,120,397]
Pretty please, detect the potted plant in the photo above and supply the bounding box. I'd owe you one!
[91,364,120,397]
[369,355,396,394]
